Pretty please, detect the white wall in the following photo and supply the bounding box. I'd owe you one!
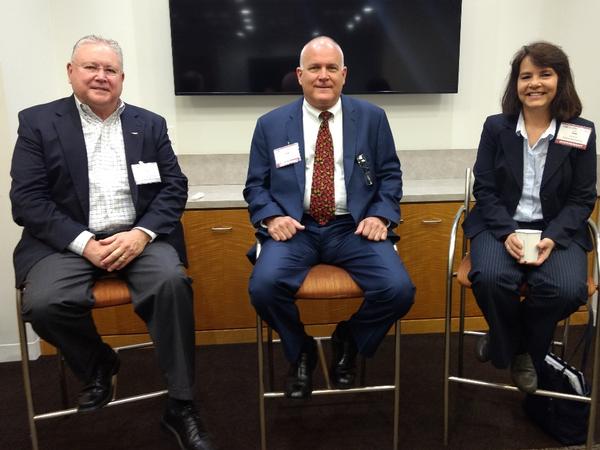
[0,0,599,361]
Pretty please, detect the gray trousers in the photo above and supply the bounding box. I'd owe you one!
[21,242,195,400]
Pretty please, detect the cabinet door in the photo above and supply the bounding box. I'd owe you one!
[396,202,480,320]
[182,209,257,330]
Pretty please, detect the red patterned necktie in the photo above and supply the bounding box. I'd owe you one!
[309,111,335,225]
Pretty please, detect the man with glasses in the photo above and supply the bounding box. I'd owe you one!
[10,35,214,450]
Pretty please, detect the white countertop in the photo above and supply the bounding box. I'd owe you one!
[186,178,467,209]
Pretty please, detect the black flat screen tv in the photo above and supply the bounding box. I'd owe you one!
[168,0,462,95]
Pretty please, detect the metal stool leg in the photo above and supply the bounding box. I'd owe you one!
[393,319,401,450]
[257,315,267,450]
[17,289,40,450]
[586,306,600,449]
[267,326,274,392]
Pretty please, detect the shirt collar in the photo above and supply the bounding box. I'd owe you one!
[302,97,342,122]
[515,111,557,142]
[74,95,125,123]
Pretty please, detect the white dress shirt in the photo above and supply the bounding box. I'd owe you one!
[301,98,349,215]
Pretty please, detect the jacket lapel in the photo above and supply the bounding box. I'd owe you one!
[499,118,524,191]
[120,105,145,205]
[54,97,90,217]
[341,96,357,187]
[286,99,305,195]
[541,135,571,190]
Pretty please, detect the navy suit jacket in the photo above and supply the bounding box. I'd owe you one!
[10,96,188,287]
[243,95,403,245]
[463,113,597,251]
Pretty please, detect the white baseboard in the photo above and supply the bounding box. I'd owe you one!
[0,334,40,362]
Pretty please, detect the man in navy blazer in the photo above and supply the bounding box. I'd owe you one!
[244,36,415,399]
[10,36,214,450]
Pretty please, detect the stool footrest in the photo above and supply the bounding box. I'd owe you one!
[33,389,169,421]
[264,385,397,398]
[449,376,591,402]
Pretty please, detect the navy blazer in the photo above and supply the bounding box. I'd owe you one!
[10,96,188,287]
[463,113,597,251]
[243,95,403,239]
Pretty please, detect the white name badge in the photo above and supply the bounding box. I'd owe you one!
[131,161,162,185]
[273,143,301,168]
[555,123,592,150]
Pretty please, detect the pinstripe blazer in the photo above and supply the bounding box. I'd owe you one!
[463,113,597,251]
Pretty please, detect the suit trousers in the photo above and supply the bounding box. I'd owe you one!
[469,230,588,369]
[249,215,415,363]
[21,242,196,400]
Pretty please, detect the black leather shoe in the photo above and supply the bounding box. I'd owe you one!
[285,337,317,399]
[511,353,538,394]
[475,333,490,363]
[77,349,120,412]
[330,321,358,389]
[161,401,215,450]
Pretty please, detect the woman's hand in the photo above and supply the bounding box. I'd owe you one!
[504,233,554,265]
[504,233,524,261]
[528,238,555,266]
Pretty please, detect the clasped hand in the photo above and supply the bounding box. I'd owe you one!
[504,232,555,266]
[83,229,151,271]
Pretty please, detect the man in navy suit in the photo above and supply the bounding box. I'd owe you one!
[244,36,415,399]
[10,35,214,450]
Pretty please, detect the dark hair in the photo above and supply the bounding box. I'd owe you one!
[501,41,582,121]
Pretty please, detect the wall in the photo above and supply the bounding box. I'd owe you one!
[0,0,599,361]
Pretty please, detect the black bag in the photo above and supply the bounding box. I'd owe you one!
[522,352,590,445]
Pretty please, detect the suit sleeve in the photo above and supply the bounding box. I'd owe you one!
[365,110,402,226]
[10,111,88,251]
[243,118,285,227]
[133,116,188,236]
[543,124,597,248]
[471,117,520,239]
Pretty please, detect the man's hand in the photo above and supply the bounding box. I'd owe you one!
[355,216,388,241]
[92,229,151,272]
[82,239,113,269]
[265,216,305,241]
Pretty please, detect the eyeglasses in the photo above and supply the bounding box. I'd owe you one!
[74,63,122,78]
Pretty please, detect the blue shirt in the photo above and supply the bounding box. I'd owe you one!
[513,112,556,222]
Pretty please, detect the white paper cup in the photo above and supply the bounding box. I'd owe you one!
[515,229,542,263]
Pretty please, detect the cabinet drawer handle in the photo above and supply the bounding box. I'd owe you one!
[211,226,233,232]
[421,218,443,224]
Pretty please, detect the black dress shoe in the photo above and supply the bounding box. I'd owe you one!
[511,353,538,394]
[475,333,490,363]
[161,401,216,450]
[77,349,120,412]
[330,321,358,389]
[285,337,317,399]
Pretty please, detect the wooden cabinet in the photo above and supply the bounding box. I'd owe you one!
[397,202,480,321]
[181,209,256,331]
[91,202,490,345]
[79,200,598,349]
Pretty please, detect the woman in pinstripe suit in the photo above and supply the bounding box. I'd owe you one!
[462,42,597,393]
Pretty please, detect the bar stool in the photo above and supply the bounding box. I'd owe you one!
[256,263,401,450]
[16,276,167,450]
[443,168,600,449]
